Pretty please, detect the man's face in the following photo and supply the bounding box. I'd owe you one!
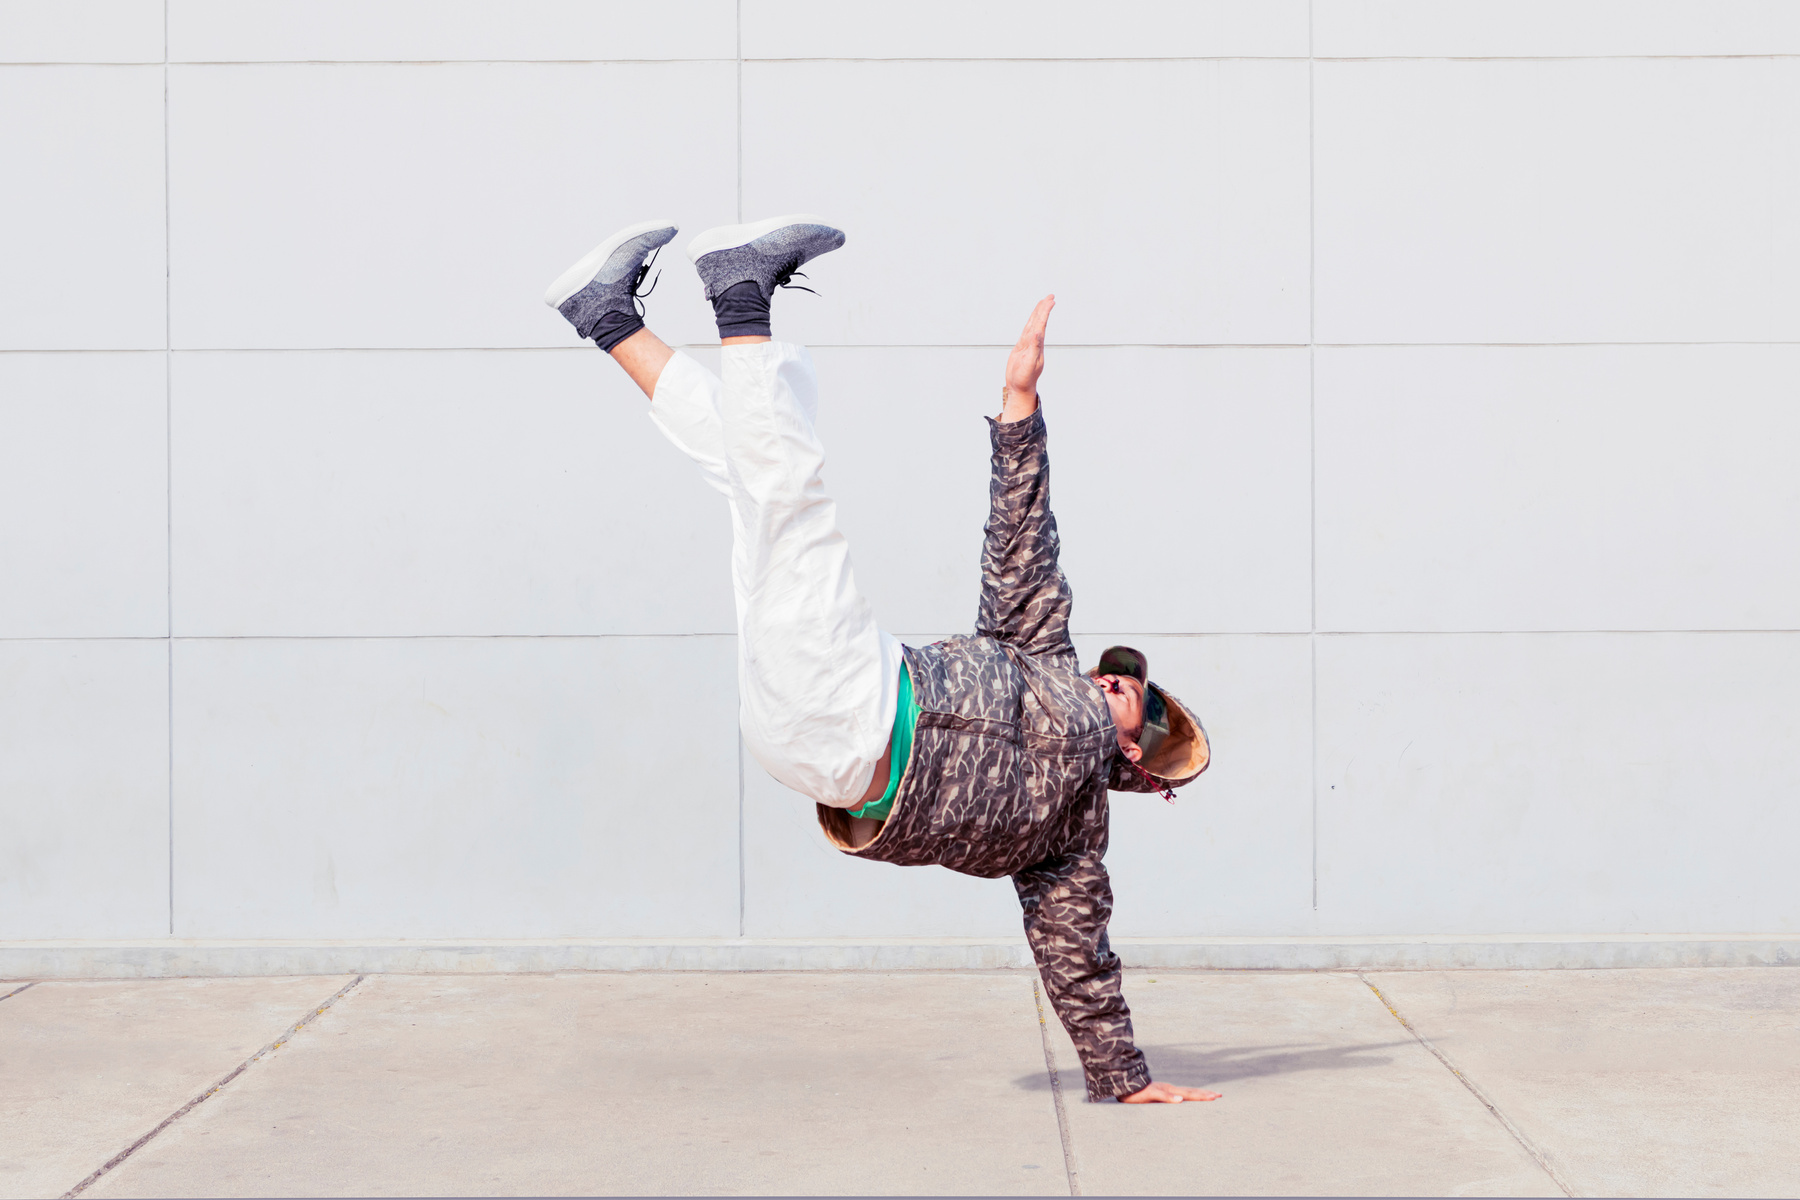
[1095,674,1146,762]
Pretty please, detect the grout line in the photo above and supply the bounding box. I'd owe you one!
[1032,977,1081,1196]
[163,0,174,940]
[1358,974,1575,1197]
[1,982,36,1003]
[1306,6,1322,909]
[9,629,1800,645]
[737,730,746,939]
[735,0,743,222]
[61,974,366,1199]
[11,54,1800,66]
[10,342,1800,354]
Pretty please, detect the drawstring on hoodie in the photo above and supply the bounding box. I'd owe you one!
[1126,758,1177,803]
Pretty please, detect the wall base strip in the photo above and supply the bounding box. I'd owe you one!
[1,935,1796,978]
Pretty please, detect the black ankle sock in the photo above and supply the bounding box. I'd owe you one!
[590,310,644,354]
[712,280,772,339]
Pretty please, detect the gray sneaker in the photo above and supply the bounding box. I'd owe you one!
[544,218,678,350]
[686,214,845,338]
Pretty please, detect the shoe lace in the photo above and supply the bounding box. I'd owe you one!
[629,245,664,317]
[772,255,819,296]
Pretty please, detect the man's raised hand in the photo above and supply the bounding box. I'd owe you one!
[1000,294,1055,423]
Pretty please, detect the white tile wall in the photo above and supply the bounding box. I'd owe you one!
[166,63,734,350]
[169,0,734,63]
[1051,351,1311,635]
[170,635,739,938]
[0,66,164,349]
[0,639,168,939]
[742,0,1309,60]
[8,4,1799,945]
[1071,634,1315,937]
[1775,61,1800,342]
[169,350,734,637]
[1316,345,1800,633]
[0,354,167,639]
[1315,0,1800,58]
[1316,632,1800,933]
[1315,58,1787,344]
[806,351,993,636]
[806,347,1310,637]
[0,0,163,62]
[742,60,1310,347]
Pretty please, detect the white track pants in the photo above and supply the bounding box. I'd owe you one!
[647,342,902,807]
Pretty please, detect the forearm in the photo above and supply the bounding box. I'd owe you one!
[975,411,1074,658]
[1014,856,1152,1101]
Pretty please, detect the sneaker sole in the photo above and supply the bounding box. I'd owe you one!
[684,213,838,263]
[543,217,679,309]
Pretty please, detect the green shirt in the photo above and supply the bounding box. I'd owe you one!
[845,663,916,821]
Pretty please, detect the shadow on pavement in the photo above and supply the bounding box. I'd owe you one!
[1012,1039,1412,1092]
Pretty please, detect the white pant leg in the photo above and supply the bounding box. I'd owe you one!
[647,345,901,806]
[647,351,734,500]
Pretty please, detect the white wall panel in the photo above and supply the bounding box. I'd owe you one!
[169,0,734,62]
[1070,633,1315,937]
[804,347,1308,638]
[0,640,168,938]
[743,0,1308,59]
[742,60,1310,347]
[0,0,163,62]
[1316,633,1800,934]
[0,66,164,349]
[0,354,167,639]
[1315,59,1785,345]
[1316,0,1800,58]
[807,352,992,636]
[167,63,733,350]
[1053,350,1311,634]
[1316,346,1800,633]
[170,349,734,637]
[171,635,739,938]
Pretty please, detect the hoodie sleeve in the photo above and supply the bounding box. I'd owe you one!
[1013,852,1153,1100]
[975,408,1077,666]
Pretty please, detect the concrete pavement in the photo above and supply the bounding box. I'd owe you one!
[2,968,1795,1197]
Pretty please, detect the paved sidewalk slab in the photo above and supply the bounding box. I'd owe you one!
[0,976,355,1200]
[1366,967,1800,1198]
[1037,970,1560,1196]
[88,972,1066,1197]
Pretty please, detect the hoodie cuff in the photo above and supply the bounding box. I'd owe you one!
[985,404,1046,447]
[1084,1057,1154,1102]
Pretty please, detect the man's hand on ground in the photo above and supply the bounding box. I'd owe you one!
[1000,294,1055,422]
[1119,1081,1223,1104]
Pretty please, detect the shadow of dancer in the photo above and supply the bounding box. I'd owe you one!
[1013,1039,1412,1093]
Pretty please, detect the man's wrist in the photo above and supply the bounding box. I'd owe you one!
[999,385,1039,423]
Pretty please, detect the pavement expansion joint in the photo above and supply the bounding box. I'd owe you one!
[1032,976,1081,1196]
[59,974,367,1199]
[1357,972,1576,1198]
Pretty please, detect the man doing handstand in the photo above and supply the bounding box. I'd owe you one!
[546,215,1216,1104]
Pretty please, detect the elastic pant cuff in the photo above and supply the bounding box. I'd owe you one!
[711,279,772,340]
[591,311,645,354]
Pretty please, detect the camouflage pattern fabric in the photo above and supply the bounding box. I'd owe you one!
[816,408,1157,1101]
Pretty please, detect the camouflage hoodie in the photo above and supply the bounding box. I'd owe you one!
[816,406,1165,1101]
